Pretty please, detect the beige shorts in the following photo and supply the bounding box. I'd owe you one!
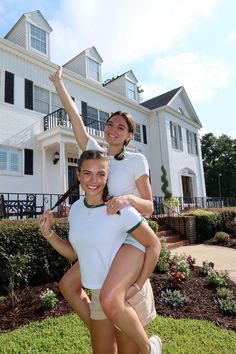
[90,279,156,327]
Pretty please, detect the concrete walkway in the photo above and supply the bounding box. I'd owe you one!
[170,244,236,283]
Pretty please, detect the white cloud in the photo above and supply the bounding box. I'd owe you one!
[49,0,220,70]
[226,30,236,43]
[151,53,230,103]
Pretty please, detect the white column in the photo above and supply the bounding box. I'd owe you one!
[59,142,67,193]
[42,147,46,193]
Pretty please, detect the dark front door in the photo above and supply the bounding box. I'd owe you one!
[182,176,193,203]
[68,165,80,205]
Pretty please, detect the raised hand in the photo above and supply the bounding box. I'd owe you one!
[49,66,62,87]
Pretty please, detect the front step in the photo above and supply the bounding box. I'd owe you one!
[156,222,188,249]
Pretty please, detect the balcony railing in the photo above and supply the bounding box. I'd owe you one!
[44,108,106,138]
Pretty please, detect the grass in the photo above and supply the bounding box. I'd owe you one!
[0,314,235,354]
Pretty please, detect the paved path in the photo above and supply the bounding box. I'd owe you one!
[170,244,236,283]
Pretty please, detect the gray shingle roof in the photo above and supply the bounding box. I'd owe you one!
[140,86,182,110]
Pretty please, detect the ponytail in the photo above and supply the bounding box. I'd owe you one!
[50,180,80,211]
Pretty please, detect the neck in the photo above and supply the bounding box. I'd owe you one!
[84,195,104,206]
[107,145,124,156]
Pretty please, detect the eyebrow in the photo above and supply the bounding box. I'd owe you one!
[108,121,127,129]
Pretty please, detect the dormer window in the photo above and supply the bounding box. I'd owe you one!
[30,24,46,54]
[127,80,136,100]
[88,58,100,81]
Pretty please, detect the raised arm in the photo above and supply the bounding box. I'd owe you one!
[38,210,77,261]
[49,67,89,150]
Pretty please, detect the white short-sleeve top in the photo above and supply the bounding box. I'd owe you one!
[69,198,142,289]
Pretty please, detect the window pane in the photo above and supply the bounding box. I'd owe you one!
[99,111,109,131]
[51,92,62,112]
[88,58,99,81]
[87,106,98,129]
[0,147,22,173]
[33,86,50,114]
[127,81,136,100]
[30,24,46,54]
[134,124,141,142]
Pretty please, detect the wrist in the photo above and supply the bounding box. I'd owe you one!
[43,229,54,241]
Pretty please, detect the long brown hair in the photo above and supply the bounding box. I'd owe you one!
[106,111,136,160]
[51,150,109,211]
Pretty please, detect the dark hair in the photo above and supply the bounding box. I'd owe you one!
[51,150,109,211]
[106,111,136,160]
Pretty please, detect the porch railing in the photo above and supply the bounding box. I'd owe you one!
[44,108,106,138]
[1,193,235,220]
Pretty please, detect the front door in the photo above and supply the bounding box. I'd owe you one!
[182,176,193,203]
[68,165,80,205]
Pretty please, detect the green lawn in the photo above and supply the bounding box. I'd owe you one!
[0,314,235,354]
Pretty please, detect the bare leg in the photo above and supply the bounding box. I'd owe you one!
[58,262,91,329]
[115,325,148,354]
[90,319,117,354]
[100,245,150,354]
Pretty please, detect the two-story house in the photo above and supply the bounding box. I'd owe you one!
[0,10,206,208]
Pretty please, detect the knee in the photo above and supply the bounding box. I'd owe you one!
[100,289,122,320]
[58,273,81,297]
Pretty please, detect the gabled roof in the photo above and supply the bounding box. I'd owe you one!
[140,87,182,110]
[63,46,103,67]
[103,70,138,86]
[4,10,52,38]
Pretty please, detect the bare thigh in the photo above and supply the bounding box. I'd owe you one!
[90,319,117,354]
[101,244,145,297]
[59,262,81,293]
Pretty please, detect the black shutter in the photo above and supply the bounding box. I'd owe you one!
[24,149,33,175]
[142,124,147,144]
[81,101,87,125]
[5,71,14,104]
[25,79,33,110]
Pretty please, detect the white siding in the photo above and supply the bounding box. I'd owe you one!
[5,19,26,48]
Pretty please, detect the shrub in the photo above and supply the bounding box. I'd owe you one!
[216,287,233,300]
[202,260,214,276]
[207,270,229,288]
[155,241,171,273]
[0,218,71,294]
[184,209,219,242]
[161,289,187,307]
[40,288,58,310]
[214,231,230,244]
[216,298,236,315]
[148,219,158,233]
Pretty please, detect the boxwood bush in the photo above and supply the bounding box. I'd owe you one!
[0,218,71,295]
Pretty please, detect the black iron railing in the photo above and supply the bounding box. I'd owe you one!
[44,108,106,138]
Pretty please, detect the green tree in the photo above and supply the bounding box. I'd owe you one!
[201,133,236,197]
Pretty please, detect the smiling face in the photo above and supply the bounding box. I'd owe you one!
[77,158,109,204]
[104,114,134,150]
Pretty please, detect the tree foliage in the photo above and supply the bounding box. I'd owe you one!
[201,133,236,197]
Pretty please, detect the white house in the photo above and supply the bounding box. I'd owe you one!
[0,10,206,207]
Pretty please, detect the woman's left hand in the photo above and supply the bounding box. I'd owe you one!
[106,195,130,215]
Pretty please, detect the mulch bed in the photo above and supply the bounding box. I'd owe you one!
[0,266,236,333]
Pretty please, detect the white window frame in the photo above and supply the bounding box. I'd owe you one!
[134,123,141,142]
[87,58,100,82]
[0,146,23,175]
[87,106,109,131]
[33,85,50,114]
[30,24,47,55]
[187,130,198,155]
[170,121,183,151]
[127,80,136,100]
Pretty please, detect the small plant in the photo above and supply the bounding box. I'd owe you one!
[40,288,58,310]
[202,260,214,276]
[169,256,190,280]
[216,287,233,300]
[214,231,230,244]
[155,241,171,273]
[217,298,236,315]
[161,289,187,307]
[207,270,229,288]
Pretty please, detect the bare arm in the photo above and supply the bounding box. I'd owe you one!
[129,221,161,289]
[106,174,154,217]
[49,67,89,150]
[38,210,77,261]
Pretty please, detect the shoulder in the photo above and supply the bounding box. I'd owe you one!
[125,152,147,163]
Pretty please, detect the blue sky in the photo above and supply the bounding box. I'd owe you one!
[0,0,235,138]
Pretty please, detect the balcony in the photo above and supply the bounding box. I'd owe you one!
[44,108,106,138]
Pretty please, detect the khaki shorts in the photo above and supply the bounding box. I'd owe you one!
[89,279,156,327]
